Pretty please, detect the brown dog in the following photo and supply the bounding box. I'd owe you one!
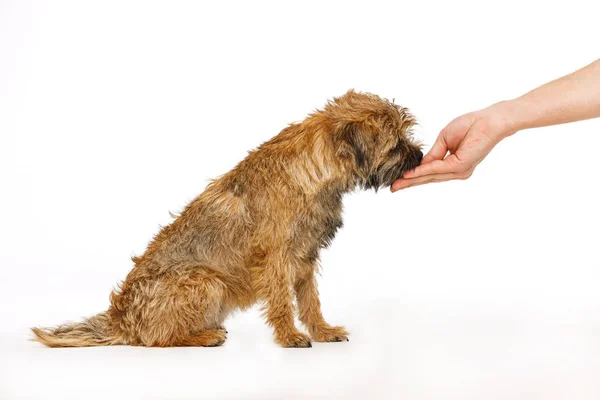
[32,90,423,348]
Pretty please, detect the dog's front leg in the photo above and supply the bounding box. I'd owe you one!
[258,249,312,348]
[294,272,349,342]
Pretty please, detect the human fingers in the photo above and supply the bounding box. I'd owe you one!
[420,132,449,165]
[390,173,462,192]
[401,156,463,179]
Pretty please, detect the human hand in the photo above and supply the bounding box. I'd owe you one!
[391,101,517,192]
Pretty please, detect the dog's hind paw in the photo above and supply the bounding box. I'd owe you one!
[216,325,228,334]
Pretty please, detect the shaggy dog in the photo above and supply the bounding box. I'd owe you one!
[32,90,423,348]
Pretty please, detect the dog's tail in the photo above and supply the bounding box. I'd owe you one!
[30,312,124,347]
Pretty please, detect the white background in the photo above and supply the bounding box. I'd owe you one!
[1,1,599,399]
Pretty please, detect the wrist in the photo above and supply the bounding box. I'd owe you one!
[483,99,527,140]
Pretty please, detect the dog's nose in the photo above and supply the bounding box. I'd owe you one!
[416,150,424,164]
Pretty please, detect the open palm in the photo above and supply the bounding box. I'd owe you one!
[391,108,509,191]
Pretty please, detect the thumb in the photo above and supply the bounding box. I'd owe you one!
[421,132,448,164]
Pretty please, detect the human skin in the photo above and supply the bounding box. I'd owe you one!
[391,58,600,192]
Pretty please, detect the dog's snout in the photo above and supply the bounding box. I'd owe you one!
[416,150,423,164]
[413,150,423,168]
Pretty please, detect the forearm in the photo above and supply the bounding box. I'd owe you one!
[499,58,600,136]
[391,58,600,191]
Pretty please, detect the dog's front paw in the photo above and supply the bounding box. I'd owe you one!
[277,331,312,348]
[311,325,349,342]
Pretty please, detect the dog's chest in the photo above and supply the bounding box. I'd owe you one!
[293,190,344,264]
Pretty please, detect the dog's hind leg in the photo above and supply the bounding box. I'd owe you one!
[134,268,229,347]
[174,329,227,347]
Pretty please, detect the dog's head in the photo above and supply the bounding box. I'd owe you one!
[326,90,423,190]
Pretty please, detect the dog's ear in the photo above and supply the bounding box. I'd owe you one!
[336,122,371,173]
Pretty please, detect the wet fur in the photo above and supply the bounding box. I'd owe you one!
[31,90,422,348]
